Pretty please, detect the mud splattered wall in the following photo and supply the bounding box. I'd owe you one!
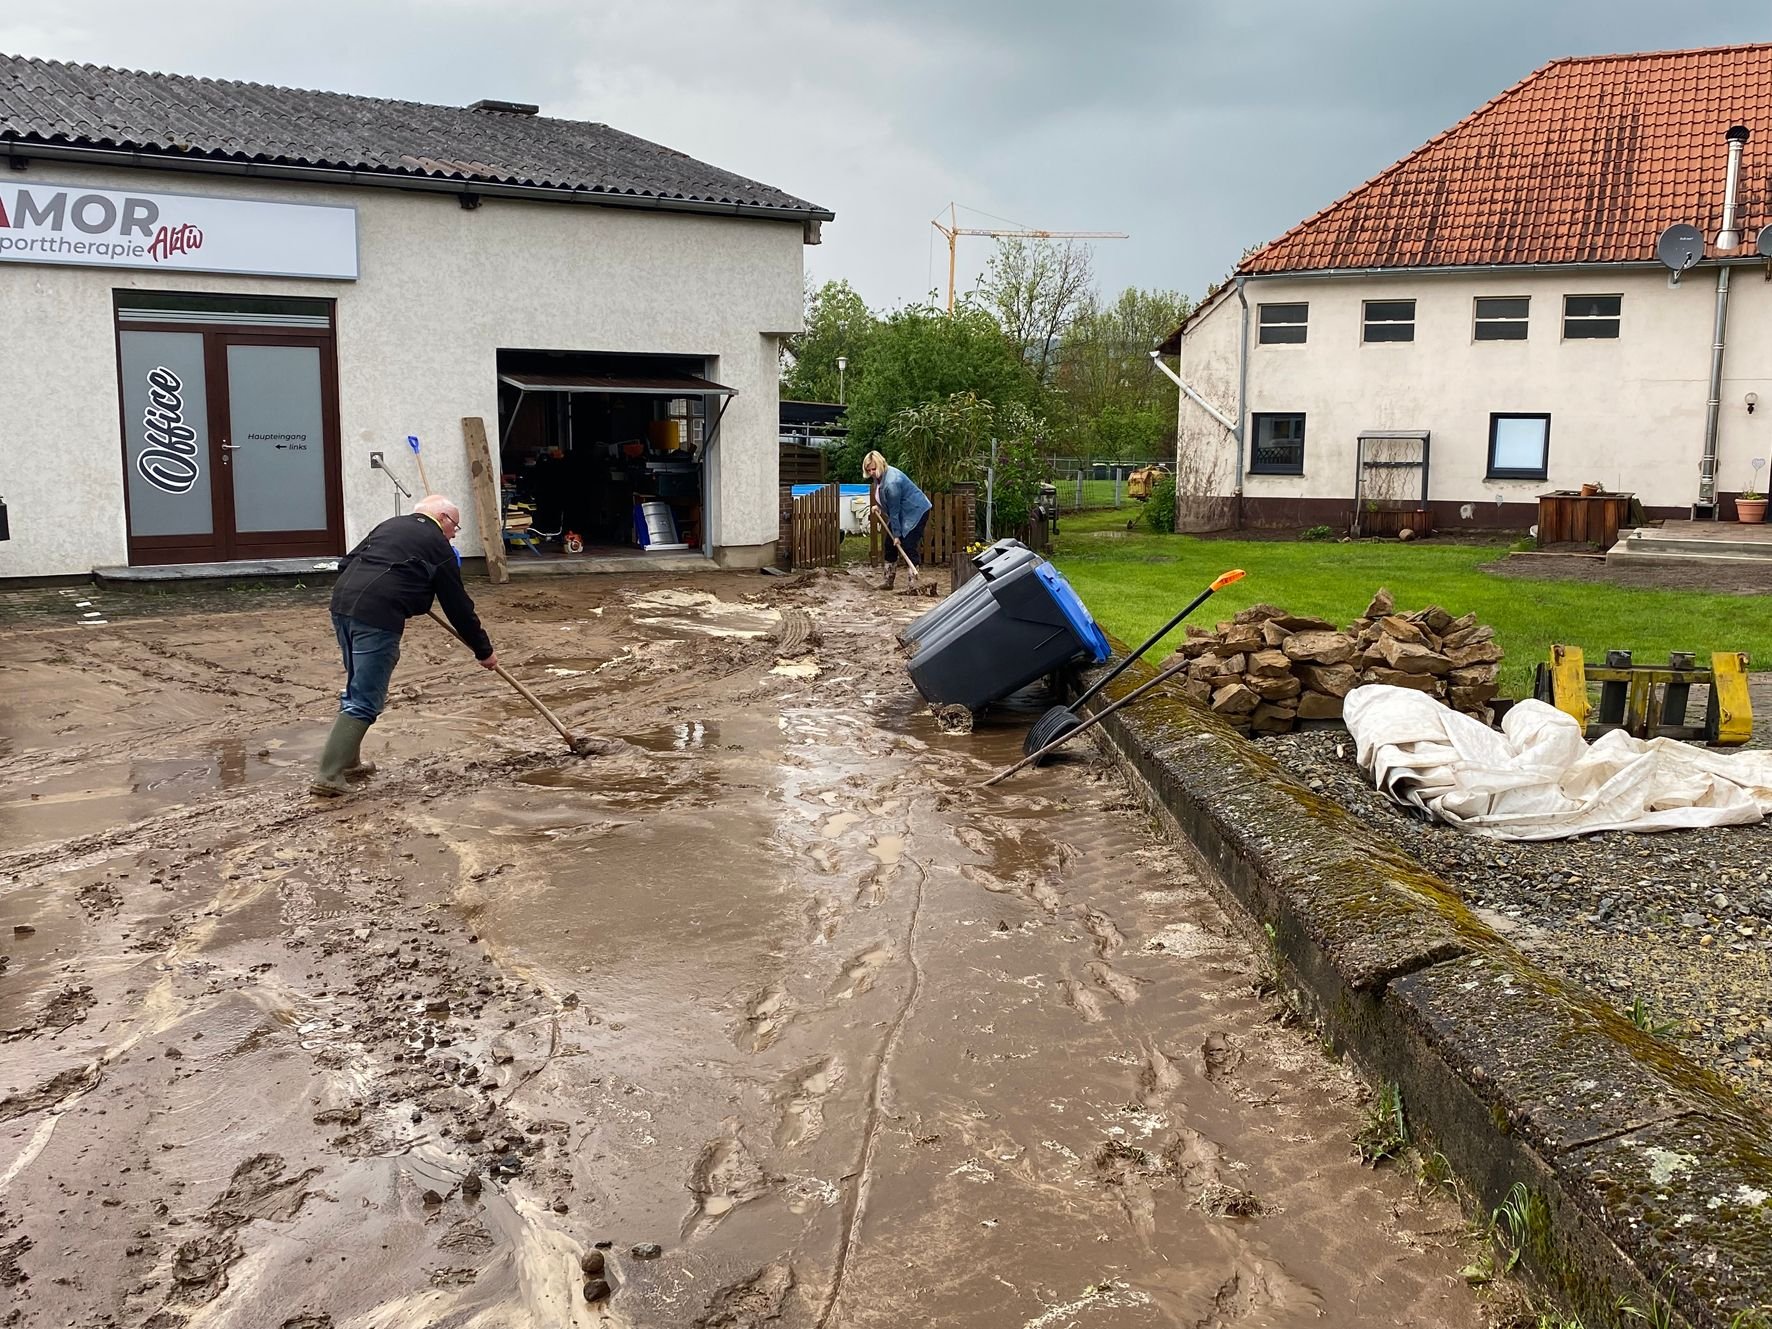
[0,163,806,577]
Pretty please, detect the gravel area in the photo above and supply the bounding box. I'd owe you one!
[1263,727,1772,1106]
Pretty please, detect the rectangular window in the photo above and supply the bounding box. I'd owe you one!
[1258,303,1308,345]
[1250,413,1306,475]
[1563,294,1621,339]
[1474,296,1529,341]
[1488,413,1550,480]
[1362,299,1415,343]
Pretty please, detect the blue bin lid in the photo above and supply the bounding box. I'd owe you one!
[1033,563,1111,664]
[789,483,871,498]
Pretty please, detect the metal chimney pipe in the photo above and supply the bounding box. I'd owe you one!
[1697,126,1752,513]
[1716,125,1750,250]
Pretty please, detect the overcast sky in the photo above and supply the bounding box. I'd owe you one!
[4,2,1766,311]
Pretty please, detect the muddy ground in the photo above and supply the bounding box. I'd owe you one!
[1,571,1486,1328]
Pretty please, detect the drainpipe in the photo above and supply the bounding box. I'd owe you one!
[1233,276,1250,528]
[1698,125,1750,516]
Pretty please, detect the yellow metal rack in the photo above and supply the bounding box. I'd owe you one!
[1534,646,1751,746]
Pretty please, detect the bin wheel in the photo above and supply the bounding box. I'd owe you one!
[933,704,975,735]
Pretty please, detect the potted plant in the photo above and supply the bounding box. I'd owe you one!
[1737,489,1767,523]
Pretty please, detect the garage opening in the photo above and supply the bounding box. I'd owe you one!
[495,350,734,560]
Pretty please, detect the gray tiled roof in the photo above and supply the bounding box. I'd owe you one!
[0,53,833,220]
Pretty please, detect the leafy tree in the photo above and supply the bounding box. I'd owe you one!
[982,402,1051,534]
[886,390,996,491]
[836,302,1040,479]
[977,237,1095,381]
[884,393,1051,534]
[1051,286,1192,461]
[780,279,876,404]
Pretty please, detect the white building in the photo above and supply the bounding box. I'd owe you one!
[1163,43,1772,534]
[0,55,830,579]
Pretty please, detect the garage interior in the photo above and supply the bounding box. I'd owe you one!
[495,350,733,560]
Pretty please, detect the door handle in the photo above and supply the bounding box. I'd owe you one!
[221,443,241,451]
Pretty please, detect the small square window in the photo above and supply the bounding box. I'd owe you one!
[1258,303,1308,345]
[1488,413,1550,480]
[1250,413,1306,475]
[1563,294,1621,339]
[1475,296,1529,341]
[1362,299,1415,343]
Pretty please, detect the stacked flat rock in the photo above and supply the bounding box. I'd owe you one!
[1161,587,1502,735]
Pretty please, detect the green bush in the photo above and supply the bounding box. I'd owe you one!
[1300,524,1336,542]
[1143,472,1177,533]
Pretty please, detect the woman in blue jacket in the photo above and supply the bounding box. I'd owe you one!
[862,451,933,588]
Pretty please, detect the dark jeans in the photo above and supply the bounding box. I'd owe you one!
[332,611,402,723]
[893,512,929,567]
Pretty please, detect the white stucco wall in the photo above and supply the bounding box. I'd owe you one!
[0,163,808,578]
[1175,266,1772,528]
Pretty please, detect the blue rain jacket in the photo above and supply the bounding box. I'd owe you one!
[875,465,932,539]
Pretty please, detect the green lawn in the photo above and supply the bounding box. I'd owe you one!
[1049,509,1770,694]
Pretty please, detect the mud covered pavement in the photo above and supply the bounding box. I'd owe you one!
[0,572,1484,1327]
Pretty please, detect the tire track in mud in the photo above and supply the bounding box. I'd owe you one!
[810,852,929,1329]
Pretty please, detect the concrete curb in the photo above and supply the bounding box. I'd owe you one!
[1072,654,1772,1328]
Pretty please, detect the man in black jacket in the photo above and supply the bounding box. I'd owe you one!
[313,494,498,796]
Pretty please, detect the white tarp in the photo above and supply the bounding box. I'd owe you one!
[1343,685,1772,841]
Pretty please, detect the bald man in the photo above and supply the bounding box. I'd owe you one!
[312,495,499,797]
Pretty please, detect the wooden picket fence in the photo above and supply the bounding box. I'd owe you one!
[785,482,841,569]
[870,485,976,570]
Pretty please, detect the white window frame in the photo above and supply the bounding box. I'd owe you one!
[1474,296,1530,341]
[1562,294,1621,340]
[1361,298,1416,344]
[1257,303,1308,346]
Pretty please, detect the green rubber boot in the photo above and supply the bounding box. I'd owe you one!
[311,714,372,798]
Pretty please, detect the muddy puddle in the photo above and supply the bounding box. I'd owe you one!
[0,573,1485,1328]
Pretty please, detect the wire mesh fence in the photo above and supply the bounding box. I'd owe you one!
[1040,458,1174,511]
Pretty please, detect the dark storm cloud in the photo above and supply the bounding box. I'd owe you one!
[2,1,1765,306]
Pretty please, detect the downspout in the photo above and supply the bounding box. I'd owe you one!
[1698,125,1751,516]
[1232,277,1252,529]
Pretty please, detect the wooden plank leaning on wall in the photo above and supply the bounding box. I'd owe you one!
[462,416,509,585]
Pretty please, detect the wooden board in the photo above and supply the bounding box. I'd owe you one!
[461,416,509,585]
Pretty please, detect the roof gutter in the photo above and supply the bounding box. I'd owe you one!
[1234,257,1766,280]
[0,139,837,225]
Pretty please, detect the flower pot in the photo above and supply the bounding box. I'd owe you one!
[1737,498,1767,523]
[1579,483,1599,496]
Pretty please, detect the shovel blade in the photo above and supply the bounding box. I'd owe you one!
[1023,705,1083,758]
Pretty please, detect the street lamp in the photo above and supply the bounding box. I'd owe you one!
[837,355,847,406]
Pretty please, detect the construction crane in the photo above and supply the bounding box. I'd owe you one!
[931,203,1128,313]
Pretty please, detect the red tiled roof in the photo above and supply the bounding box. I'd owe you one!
[1243,43,1772,274]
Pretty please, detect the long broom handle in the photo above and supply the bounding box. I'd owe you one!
[981,652,1201,788]
[1071,569,1245,712]
[870,506,919,576]
[426,610,579,749]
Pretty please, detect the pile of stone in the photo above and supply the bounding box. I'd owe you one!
[1165,588,1504,735]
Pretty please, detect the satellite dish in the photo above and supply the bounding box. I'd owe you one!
[1758,228,1772,258]
[1656,223,1704,273]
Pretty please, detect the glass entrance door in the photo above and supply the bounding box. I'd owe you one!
[119,309,342,566]
[221,338,337,556]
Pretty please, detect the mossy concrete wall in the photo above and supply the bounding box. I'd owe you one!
[1073,655,1772,1328]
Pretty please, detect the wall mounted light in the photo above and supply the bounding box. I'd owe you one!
[1750,392,1761,415]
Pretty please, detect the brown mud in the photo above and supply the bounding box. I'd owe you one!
[1,571,1483,1327]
